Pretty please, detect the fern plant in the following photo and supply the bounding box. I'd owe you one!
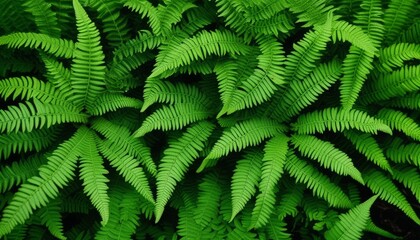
[0,0,419,239]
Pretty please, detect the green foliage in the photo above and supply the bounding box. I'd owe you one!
[0,0,419,239]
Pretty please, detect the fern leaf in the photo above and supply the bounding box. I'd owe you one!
[0,127,89,237]
[363,168,420,225]
[23,0,61,37]
[354,0,385,48]
[133,102,214,137]
[291,134,364,184]
[0,76,69,106]
[78,129,109,225]
[194,172,223,227]
[198,118,286,172]
[324,195,378,240]
[70,0,106,109]
[287,0,333,27]
[379,43,420,72]
[292,107,392,135]
[0,127,58,160]
[360,66,420,104]
[277,183,305,220]
[250,134,288,229]
[41,55,72,97]
[86,0,130,48]
[385,140,420,167]
[383,0,418,44]
[383,92,420,110]
[285,152,353,208]
[222,36,286,114]
[265,217,291,240]
[95,183,142,240]
[343,130,392,173]
[285,12,332,82]
[340,46,374,110]
[87,93,143,116]
[150,30,252,78]
[113,30,163,61]
[230,150,263,222]
[37,199,65,240]
[0,100,87,133]
[243,0,289,22]
[398,20,420,44]
[332,20,377,54]
[98,140,154,204]
[271,60,341,121]
[92,118,157,176]
[0,154,46,193]
[392,165,420,203]
[376,108,420,141]
[155,121,214,222]
[365,219,402,239]
[142,80,208,111]
[0,32,75,58]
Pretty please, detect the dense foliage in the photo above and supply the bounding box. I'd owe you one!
[0,0,419,239]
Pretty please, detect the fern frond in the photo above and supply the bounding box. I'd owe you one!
[154,0,196,36]
[363,168,420,224]
[250,134,288,229]
[0,100,87,133]
[383,0,418,44]
[0,154,46,193]
[23,0,61,37]
[194,172,223,227]
[0,32,75,58]
[285,152,353,208]
[332,20,377,54]
[340,46,374,110]
[150,30,252,78]
[37,199,65,240]
[379,43,420,72]
[271,60,341,121]
[324,195,378,240]
[384,93,420,110]
[0,127,59,160]
[198,118,286,172]
[0,127,89,237]
[0,76,69,106]
[98,140,154,204]
[41,55,72,96]
[142,80,208,111]
[92,118,157,176]
[291,134,364,184]
[265,217,291,240]
[78,129,109,225]
[243,0,289,22]
[376,108,420,141]
[230,150,263,221]
[222,36,286,114]
[287,0,333,27]
[155,121,215,222]
[133,102,214,137]
[285,13,332,82]
[95,183,142,240]
[277,183,305,220]
[365,220,402,240]
[343,130,392,173]
[353,0,384,48]
[86,0,130,48]
[87,93,143,116]
[70,0,106,109]
[385,140,420,167]
[398,20,420,43]
[360,66,420,104]
[292,107,392,135]
[392,165,420,203]
[113,30,163,61]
